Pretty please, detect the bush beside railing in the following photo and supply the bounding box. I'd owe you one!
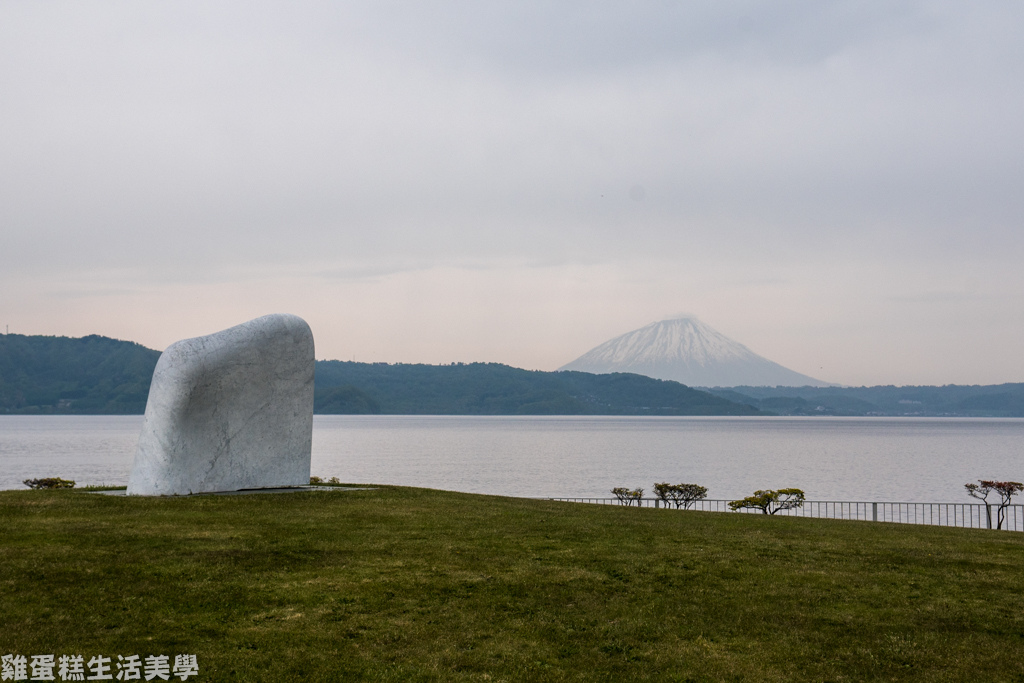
[545,497,1024,532]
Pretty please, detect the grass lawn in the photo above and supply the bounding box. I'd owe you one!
[1,486,1023,682]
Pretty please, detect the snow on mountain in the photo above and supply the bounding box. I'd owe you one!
[559,318,831,388]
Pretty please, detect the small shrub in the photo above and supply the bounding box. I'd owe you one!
[729,488,805,515]
[611,487,644,506]
[652,482,708,509]
[309,476,324,485]
[23,478,76,490]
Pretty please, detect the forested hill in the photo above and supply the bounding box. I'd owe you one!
[312,361,759,415]
[0,334,759,416]
[0,334,160,414]
[706,384,1024,417]
[9,332,1020,417]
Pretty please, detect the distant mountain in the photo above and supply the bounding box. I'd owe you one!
[707,384,1024,417]
[8,331,1021,417]
[314,362,760,415]
[0,334,759,416]
[0,334,160,414]
[559,317,830,388]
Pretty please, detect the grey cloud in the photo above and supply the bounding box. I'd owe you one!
[2,0,1023,284]
[349,1,930,73]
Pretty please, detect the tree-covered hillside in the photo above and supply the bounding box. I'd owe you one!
[0,334,760,416]
[706,384,1024,417]
[0,334,160,414]
[8,332,1020,417]
[313,361,761,415]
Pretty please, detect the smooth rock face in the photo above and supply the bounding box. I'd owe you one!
[127,314,315,495]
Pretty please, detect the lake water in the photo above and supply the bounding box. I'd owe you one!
[1,415,1023,502]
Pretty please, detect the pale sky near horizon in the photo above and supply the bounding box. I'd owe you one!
[2,1,1023,387]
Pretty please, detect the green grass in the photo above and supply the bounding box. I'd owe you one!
[2,487,1023,682]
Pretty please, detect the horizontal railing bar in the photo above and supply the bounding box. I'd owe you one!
[543,498,1024,506]
[540,498,1024,532]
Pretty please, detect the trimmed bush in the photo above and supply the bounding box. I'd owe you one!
[23,478,76,490]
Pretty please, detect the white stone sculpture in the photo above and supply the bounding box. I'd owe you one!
[127,314,315,495]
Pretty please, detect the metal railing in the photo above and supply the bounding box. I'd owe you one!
[545,497,1024,532]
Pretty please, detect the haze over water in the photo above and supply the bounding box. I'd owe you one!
[3,415,1023,502]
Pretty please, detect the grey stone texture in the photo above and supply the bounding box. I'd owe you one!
[127,314,315,495]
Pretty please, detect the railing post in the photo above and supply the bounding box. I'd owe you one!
[872,502,877,522]
[654,499,659,508]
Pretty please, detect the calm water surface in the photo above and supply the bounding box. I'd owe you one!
[1,415,1023,501]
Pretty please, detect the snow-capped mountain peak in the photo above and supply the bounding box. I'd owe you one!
[559,318,829,388]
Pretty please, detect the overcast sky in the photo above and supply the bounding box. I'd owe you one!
[2,1,1023,386]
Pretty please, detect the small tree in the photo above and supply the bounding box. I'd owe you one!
[729,488,805,515]
[965,481,993,527]
[23,478,75,490]
[652,482,708,509]
[611,487,644,507]
[965,480,1024,530]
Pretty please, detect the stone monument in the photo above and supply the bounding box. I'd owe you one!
[126,313,315,495]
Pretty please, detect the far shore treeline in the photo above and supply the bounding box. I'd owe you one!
[0,333,755,416]
[2,333,1024,417]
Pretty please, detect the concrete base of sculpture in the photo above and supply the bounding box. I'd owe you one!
[126,314,315,496]
[96,486,373,497]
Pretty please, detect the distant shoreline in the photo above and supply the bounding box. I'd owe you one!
[4,333,1024,417]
